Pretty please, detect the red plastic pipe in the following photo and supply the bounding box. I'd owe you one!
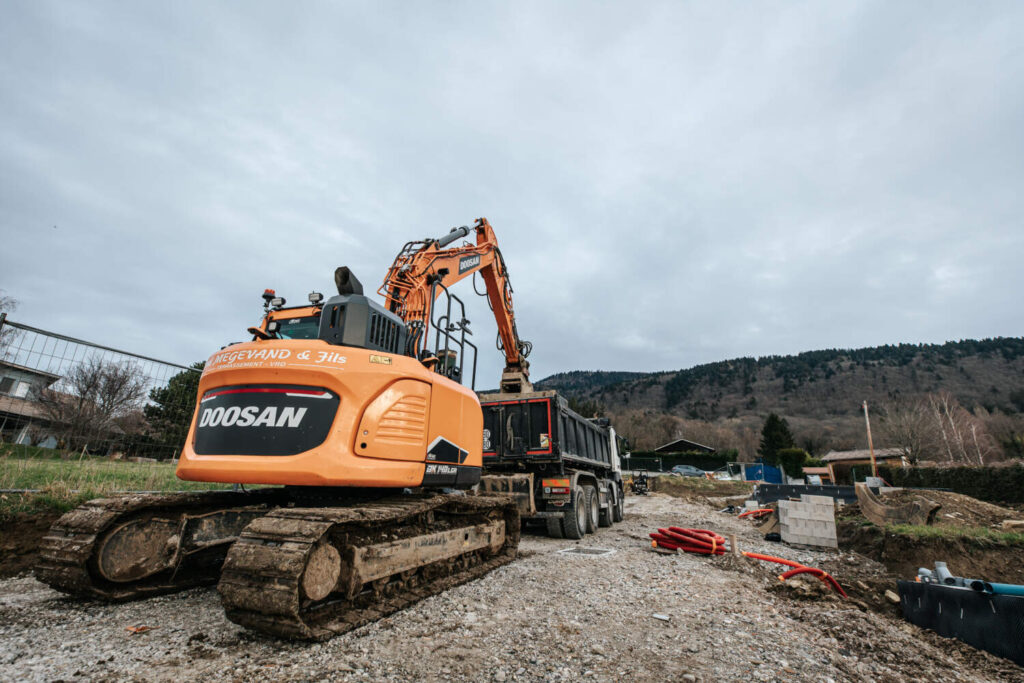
[649,530,848,599]
[740,551,803,569]
[738,509,773,519]
[780,566,849,598]
[649,528,726,555]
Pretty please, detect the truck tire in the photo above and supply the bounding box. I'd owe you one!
[546,516,564,538]
[561,485,587,540]
[598,487,613,528]
[584,486,599,534]
[612,486,625,523]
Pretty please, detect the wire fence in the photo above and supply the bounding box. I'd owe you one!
[622,456,664,472]
[0,314,201,462]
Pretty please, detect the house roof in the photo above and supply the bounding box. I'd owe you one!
[821,448,905,463]
[653,438,716,454]
[0,359,60,382]
[0,392,131,434]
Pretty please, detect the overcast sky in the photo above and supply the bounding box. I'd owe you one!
[2,2,1022,384]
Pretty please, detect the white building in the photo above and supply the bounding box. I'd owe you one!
[0,359,60,447]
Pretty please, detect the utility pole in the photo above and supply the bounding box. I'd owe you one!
[863,400,877,478]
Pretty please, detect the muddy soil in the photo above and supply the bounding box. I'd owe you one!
[647,474,753,500]
[838,521,1024,585]
[877,489,1019,528]
[0,512,59,578]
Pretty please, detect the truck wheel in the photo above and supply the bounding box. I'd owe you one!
[598,487,613,528]
[612,487,625,523]
[584,486,599,534]
[561,486,587,540]
[546,516,564,538]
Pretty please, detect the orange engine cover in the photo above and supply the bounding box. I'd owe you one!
[175,340,482,488]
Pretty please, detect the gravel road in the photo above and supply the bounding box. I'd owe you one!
[1,493,1020,682]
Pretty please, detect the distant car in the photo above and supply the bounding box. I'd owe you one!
[670,464,706,478]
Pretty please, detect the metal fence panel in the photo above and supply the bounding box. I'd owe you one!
[0,316,200,461]
[623,456,664,472]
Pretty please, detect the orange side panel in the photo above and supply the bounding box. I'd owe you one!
[354,379,431,462]
[427,380,483,468]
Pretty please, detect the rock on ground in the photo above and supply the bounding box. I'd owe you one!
[0,494,1019,682]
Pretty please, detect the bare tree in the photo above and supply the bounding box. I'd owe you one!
[35,357,148,453]
[878,398,942,465]
[609,410,685,451]
[979,408,1024,460]
[926,391,998,465]
[0,290,18,356]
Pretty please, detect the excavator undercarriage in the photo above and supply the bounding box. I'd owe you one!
[36,489,284,601]
[219,493,518,640]
[36,488,518,639]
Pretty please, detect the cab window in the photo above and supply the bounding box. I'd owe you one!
[274,315,321,340]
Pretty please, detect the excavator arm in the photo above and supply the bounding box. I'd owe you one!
[379,218,533,392]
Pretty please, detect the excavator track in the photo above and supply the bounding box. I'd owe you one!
[36,489,285,601]
[218,493,519,640]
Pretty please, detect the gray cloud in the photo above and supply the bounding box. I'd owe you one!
[2,1,1022,385]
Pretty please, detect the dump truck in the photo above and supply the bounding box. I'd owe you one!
[478,390,626,539]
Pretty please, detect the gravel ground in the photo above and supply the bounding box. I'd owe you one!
[1,493,1021,682]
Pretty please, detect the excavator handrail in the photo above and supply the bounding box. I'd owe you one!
[379,218,531,390]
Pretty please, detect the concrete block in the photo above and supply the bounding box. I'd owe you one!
[779,495,838,548]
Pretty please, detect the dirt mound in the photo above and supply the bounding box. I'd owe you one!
[838,521,1024,585]
[814,552,903,616]
[879,489,1018,528]
[0,512,59,578]
[767,574,845,603]
[648,475,752,500]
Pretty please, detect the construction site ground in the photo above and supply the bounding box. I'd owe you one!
[2,493,1022,682]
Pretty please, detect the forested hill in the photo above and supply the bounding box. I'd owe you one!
[534,370,648,392]
[536,338,1024,420]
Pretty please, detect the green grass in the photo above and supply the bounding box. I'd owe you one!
[0,443,65,460]
[0,452,234,521]
[886,523,1024,546]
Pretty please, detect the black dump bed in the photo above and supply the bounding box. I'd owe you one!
[478,390,613,471]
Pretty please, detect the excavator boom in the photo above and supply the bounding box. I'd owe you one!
[380,218,533,392]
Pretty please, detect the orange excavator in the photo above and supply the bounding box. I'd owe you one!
[36,218,530,640]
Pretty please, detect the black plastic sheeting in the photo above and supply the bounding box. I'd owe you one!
[754,484,865,505]
[898,580,1024,666]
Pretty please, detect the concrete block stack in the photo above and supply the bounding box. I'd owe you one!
[778,494,837,548]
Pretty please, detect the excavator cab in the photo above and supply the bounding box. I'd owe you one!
[271,315,320,340]
[261,268,412,358]
[260,266,477,386]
